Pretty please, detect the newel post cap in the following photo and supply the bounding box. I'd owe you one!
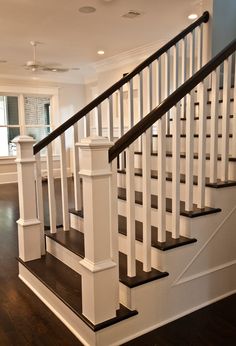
[78,136,113,149]
[12,135,36,144]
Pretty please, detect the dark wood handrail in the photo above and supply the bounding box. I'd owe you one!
[33,11,209,155]
[109,39,236,162]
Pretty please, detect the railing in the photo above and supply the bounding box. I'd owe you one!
[15,12,212,325]
[109,39,236,276]
[32,12,209,237]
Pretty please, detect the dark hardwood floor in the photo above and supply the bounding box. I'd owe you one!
[0,182,82,346]
[0,181,235,345]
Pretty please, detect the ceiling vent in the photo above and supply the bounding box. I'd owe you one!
[122,10,142,19]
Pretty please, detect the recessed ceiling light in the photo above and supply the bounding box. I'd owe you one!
[122,10,142,19]
[188,13,198,20]
[52,68,57,72]
[97,50,105,55]
[79,6,96,14]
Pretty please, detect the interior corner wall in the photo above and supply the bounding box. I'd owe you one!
[212,0,236,55]
[202,0,236,58]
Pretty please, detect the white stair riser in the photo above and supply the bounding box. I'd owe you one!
[134,154,236,179]
[152,136,233,154]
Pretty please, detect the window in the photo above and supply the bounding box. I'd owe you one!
[0,96,20,156]
[0,94,52,156]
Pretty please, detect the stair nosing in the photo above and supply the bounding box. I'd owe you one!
[18,255,138,331]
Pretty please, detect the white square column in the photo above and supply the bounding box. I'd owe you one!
[78,136,119,325]
[13,136,41,262]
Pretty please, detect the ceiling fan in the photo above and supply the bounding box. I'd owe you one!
[24,41,79,73]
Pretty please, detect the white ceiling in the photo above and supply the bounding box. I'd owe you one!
[0,0,201,83]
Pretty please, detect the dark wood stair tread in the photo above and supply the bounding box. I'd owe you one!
[118,187,221,218]
[46,227,85,258]
[119,252,168,288]
[169,114,233,121]
[152,134,233,138]
[118,215,197,251]
[118,168,236,189]
[194,98,234,105]
[18,254,138,331]
[45,228,168,288]
[134,151,236,161]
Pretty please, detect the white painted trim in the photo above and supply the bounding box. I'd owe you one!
[173,205,236,285]
[80,258,116,273]
[115,289,236,346]
[174,260,236,285]
[0,172,18,184]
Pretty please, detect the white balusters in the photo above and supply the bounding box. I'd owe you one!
[128,79,134,129]
[164,51,171,134]
[156,58,162,105]
[210,68,220,183]
[35,152,45,254]
[197,25,203,70]
[189,30,195,77]
[142,66,152,270]
[197,81,207,208]
[96,104,102,136]
[172,43,180,239]
[139,71,144,119]
[108,95,114,141]
[221,57,232,181]
[185,91,194,211]
[46,143,57,233]
[142,129,152,270]
[157,115,166,243]
[73,123,82,211]
[126,144,136,276]
[181,37,187,119]
[60,133,70,230]
[84,113,90,137]
[119,86,124,137]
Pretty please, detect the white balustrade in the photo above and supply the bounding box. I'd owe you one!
[221,57,232,181]
[35,152,45,254]
[142,129,152,271]
[185,91,194,211]
[197,81,207,208]
[210,68,220,183]
[73,123,82,211]
[46,143,57,233]
[126,144,136,276]
[60,133,70,230]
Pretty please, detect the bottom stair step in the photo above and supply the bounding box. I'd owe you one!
[46,228,169,288]
[119,252,168,288]
[18,254,138,331]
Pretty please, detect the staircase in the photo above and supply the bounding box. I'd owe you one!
[14,11,236,346]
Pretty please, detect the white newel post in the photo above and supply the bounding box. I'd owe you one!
[78,136,119,325]
[13,136,41,262]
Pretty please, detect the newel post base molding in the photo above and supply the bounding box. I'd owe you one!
[13,136,41,262]
[78,136,119,325]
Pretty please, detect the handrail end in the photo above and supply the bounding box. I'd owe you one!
[203,11,210,23]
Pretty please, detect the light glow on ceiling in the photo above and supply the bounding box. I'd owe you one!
[97,50,105,55]
[188,13,198,20]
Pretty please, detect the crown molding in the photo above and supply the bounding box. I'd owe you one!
[90,39,168,74]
